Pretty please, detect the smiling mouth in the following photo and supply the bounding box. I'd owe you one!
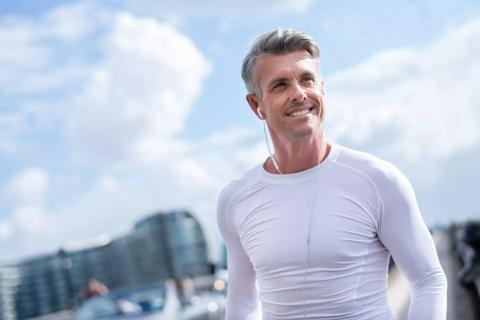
[287,106,315,117]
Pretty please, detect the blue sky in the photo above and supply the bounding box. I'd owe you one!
[1,0,479,262]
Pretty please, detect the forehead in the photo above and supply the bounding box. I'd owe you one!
[255,51,319,87]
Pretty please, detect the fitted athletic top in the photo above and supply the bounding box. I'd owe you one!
[217,143,447,320]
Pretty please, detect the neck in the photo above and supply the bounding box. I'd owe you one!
[265,131,331,174]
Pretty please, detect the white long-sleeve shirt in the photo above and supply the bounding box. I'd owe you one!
[217,142,447,319]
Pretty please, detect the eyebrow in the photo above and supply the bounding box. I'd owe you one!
[300,71,315,78]
[267,71,316,89]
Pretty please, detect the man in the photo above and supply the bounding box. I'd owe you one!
[217,28,447,319]
[79,278,109,301]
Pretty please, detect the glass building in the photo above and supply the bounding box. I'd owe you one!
[3,210,210,320]
[14,254,72,319]
[134,210,210,279]
[0,263,19,320]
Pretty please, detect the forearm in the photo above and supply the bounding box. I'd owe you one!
[407,267,447,320]
[377,165,447,319]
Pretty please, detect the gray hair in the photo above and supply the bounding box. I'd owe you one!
[241,28,320,94]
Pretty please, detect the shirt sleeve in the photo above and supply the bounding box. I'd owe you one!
[377,165,447,320]
[217,188,259,320]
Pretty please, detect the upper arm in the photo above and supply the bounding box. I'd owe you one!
[376,167,441,280]
[217,188,258,319]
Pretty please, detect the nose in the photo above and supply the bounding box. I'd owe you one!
[290,81,307,103]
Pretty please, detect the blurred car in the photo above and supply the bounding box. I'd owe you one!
[74,281,180,320]
[181,292,225,320]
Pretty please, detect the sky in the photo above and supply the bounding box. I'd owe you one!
[0,0,479,263]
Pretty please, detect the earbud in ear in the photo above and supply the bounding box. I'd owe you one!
[257,107,264,120]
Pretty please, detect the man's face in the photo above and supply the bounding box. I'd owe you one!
[247,50,325,142]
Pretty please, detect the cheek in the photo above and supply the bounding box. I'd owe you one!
[310,86,323,96]
[310,89,324,104]
[319,97,326,120]
[264,96,287,112]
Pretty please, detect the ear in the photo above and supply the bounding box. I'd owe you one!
[320,79,325,96]
[246,93,263,120]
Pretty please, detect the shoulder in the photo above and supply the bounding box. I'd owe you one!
[217,165,262,213]
[216,165,262,234]
[332,144,418,229]
[333,144,406,188]
[334,144,416,210]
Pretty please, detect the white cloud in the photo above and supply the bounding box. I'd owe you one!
[0,3,104,96]
[0,113,26,155]
[0,18,50,71]
[326,18,480,161]
[3,168,49,207]
[13,206,49,235]
[124,0,313,20]
[0,3,106,164]
[0,124,266,261]
[39,2,105,42]
[0,222,12,240]
[67,12,211,164]
[0,3,219,261]
[0,206,64,261]
[0,2,260,258]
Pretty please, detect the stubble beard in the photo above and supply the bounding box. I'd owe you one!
[284,103,324,142]
[284,119,322,142]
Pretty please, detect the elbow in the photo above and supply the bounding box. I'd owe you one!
[408,268,447,319]
[412,267,447,295]
[432,268,447,294]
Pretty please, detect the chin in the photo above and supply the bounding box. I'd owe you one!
[287,128,316,141]
[288,122,323,141]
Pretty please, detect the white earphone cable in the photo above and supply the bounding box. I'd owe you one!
[262,120,324,319]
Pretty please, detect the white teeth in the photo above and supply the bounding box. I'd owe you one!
[289,109,310,117]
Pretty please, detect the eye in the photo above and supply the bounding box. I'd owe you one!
[302,75,315,84]
[273,81,287,91]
